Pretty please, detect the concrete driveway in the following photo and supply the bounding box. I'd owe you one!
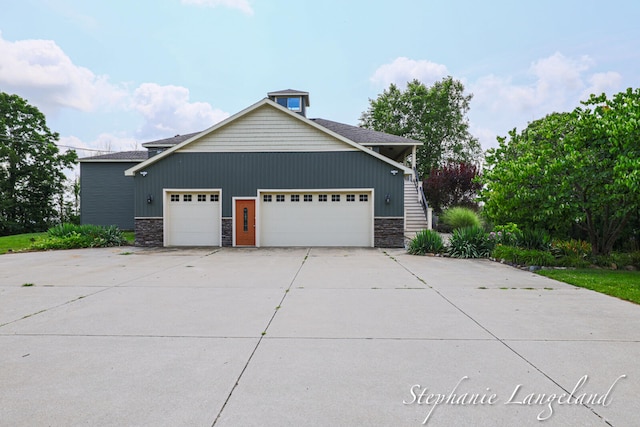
[0,247,638,426]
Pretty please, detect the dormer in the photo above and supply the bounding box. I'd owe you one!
[267,89,310,117]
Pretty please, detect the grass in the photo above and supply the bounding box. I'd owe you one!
[0,233,46,254]
[123,231,135,244]
[537,269,640,304]
[1,228,134,255]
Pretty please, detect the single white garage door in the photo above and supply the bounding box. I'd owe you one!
[259,190,373,247]
[165,191,221,246]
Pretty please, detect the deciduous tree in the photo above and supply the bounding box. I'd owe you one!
[424,162,482,213]
[360,78,482,177]
[481,88,640,255]
[0,92,77,235]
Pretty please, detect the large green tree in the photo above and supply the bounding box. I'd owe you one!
[360,78,482,177]
[481,88,640,255]
[0,92,77,235]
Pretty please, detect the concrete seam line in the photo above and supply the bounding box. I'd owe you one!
[211,247,311,427]
[389,254,615,426]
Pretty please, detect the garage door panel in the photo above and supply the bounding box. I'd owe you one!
[260,191,372,247]
[165,191,221,246]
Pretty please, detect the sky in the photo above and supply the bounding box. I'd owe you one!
[1,0,639,162]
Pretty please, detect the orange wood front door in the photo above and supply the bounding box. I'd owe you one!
[235,199,256,246]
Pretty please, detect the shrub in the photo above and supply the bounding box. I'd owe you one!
[517,228,551,251]
[551,239,592,258]
[408,229,445,255]
[424,162,482,213]
[441,207,482,230]
[448,225,495,258]
[32,224,127,250]
[591,251,640,269]
[492,245,556,266]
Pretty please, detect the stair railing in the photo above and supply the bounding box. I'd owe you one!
[413,167,432,230]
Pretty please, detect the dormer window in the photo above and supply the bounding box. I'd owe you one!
[275,96,302,112]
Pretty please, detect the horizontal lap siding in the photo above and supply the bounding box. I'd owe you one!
[177,106,355,152]
[134,152,404,218]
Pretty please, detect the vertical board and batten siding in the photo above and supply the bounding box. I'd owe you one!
[133,152,404,218]
[80,162,136,229]
[177,106,357,153]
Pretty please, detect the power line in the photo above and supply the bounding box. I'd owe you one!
[0,135,121,153]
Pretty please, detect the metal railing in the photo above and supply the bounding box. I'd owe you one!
[412,167,432,229]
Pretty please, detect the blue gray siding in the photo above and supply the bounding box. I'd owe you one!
[133,151,404,217]
[80,162,137,229]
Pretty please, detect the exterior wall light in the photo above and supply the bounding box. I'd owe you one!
[140,171,148,177]
[390,170,398,175]
[385,194,391,204]
[146,194,153,204]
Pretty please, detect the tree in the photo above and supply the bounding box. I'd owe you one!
[424,162,482,213]
[360,78,482,177]
[481,88,640,255]
[0,92,77,235]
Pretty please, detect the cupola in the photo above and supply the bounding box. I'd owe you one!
[267,89,310,117]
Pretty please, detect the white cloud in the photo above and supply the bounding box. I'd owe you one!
[0,32,126,114]
[370,57,449,87]
[181,0,254,15]
[583,71,622,100]
[59,134,139,157]
[131,83,229,139]
[469,52,624,150]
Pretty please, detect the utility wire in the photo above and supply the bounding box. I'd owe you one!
[0,135,121,153]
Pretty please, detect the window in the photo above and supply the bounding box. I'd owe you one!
[210,194,219,202]
[346,194,355,202]
[276,195,285,202]
[304,194,313,202]
[183,195,192,202]
[359,194,368,202]
[197,194,206,202]
[290,194,300,202]
[263,195,272,202]
[318,194,327,202]
[331,194,340,202]
[276,96,301,111]
[170,194,179,202]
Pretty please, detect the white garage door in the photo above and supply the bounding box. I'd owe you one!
[165,191,221,246]
[259,190,373,247]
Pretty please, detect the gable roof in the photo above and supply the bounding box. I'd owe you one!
[311,118,422,146]
[142,132,201,148]
[79,151,148,162]
[125,98,413,176]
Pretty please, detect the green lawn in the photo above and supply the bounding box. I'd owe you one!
[1,230,134,254]
[0,233,45,254]
[537,269,640,304]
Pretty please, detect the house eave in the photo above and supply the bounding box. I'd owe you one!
[125,98,413,177]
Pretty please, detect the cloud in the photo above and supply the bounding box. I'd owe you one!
[583,71,622,100]
[370,57,449,87]
[0,32,126,114]
[181,0,254,15]
[131,83,229,139]
[468,52,624,150]
[59,134,140,157]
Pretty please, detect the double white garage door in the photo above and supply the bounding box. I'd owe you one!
[164,189,373,247]
[259,190,373,247]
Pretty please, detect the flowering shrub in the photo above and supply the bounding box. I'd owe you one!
[551,239,592,258]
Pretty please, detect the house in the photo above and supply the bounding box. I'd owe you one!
[79,90,430,248]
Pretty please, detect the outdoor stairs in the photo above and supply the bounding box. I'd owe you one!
[404,178,430,240]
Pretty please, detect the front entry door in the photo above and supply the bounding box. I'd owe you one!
[235,199,256,246]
